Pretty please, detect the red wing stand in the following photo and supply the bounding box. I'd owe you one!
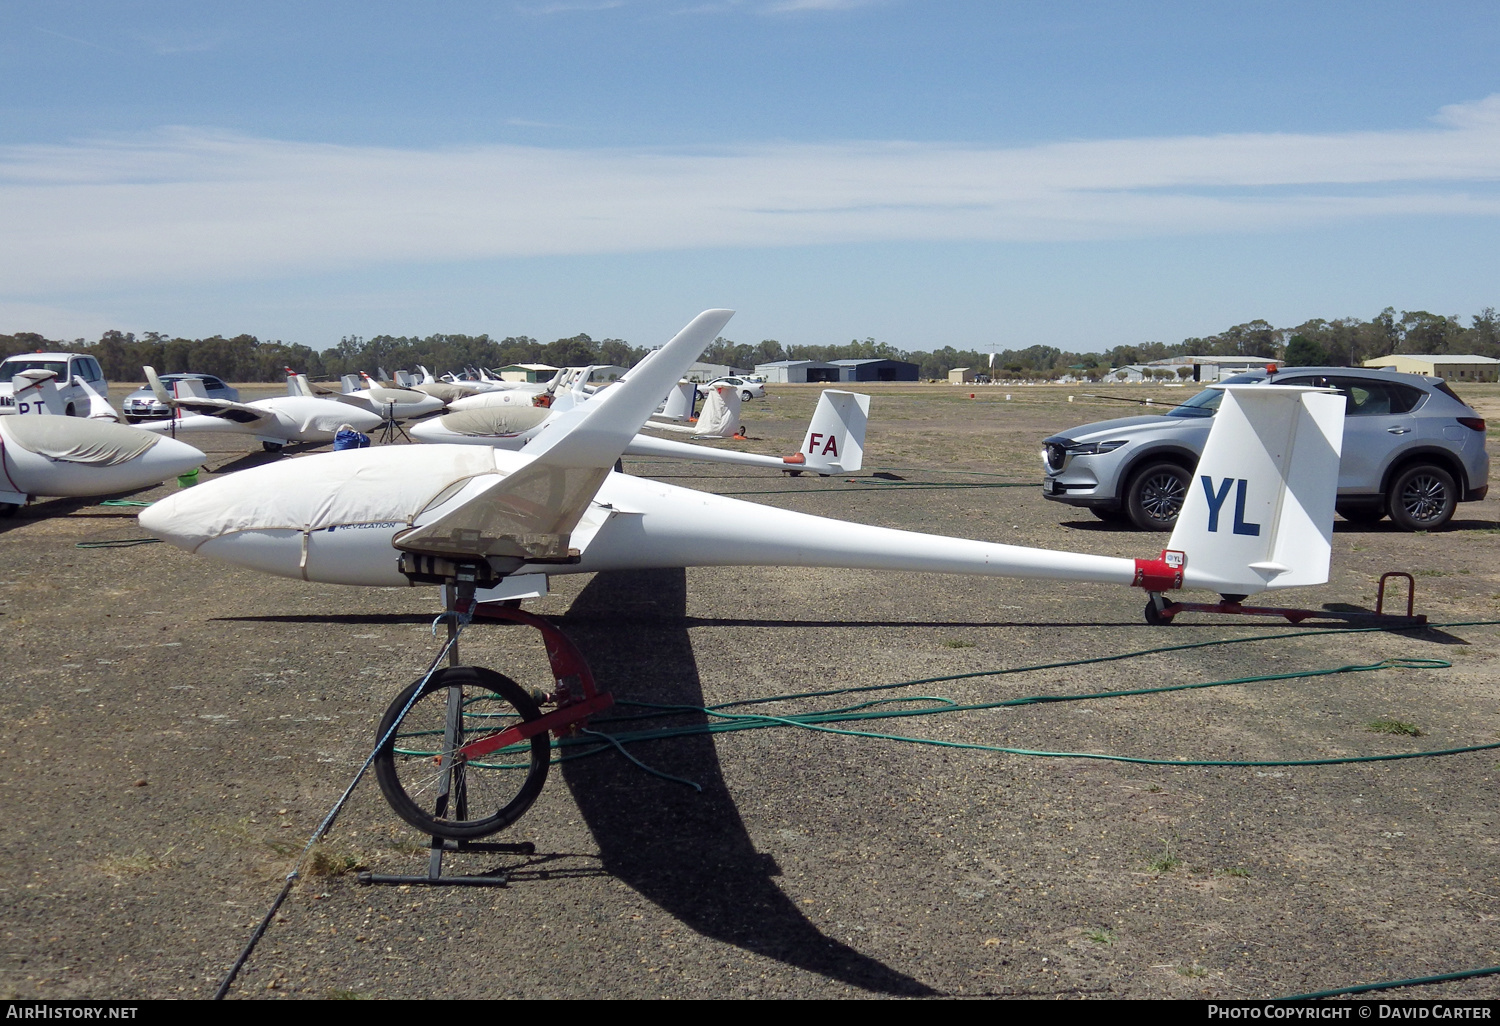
[359,578,612,888]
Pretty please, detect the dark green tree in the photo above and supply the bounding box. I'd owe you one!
[1282,334,1326,366]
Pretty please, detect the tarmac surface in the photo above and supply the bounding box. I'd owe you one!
[1,381,1498,1000]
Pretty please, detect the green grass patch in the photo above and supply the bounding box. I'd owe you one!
[1147,837,1182,874]
[1365,719,1424,736]
[306,844,366,877]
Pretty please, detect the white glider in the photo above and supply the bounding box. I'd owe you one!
[140,310,1343,607]
[134,367,384,451]
[335,373,446,420]
[411,373,866,475]
[0,370,205,514]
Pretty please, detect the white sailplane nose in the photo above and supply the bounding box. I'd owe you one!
[140,443,507,583]
[0,416,206,498]
[330,405,385,435]
[136,433,207,483]
[406,417,453,444]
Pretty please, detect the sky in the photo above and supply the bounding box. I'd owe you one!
[2,1,1499,355]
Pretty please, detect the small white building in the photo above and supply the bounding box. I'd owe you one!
[754,359,840,383]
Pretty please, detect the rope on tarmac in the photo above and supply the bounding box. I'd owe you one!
[1279,964,1500,1000]
[212,607,473,1000]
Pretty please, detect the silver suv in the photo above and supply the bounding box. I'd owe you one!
[1041,367,1489,531]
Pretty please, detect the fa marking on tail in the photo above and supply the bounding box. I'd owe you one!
[806,432,839,457]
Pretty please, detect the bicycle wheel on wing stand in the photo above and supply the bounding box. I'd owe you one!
[374,666,551,840]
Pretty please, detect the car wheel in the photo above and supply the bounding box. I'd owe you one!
[1386,464,1457,531]
[1336,503,1385,524]
[262,441,284,453]
[65,403,77,417]
[741,390,754,402]
[1125,461,1191,532]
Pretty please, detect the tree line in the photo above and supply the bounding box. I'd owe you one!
[2,306,1495,383]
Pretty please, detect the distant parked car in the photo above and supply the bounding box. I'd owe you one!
[706,376,767,401]
[0,352,109,416]
[1040,367,1489,531]
[122,373,239,422]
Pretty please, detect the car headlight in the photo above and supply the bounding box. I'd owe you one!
[1065,440,1127,456]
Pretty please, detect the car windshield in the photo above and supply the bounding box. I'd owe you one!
[2,359,67,378]
[1163,388,1223,418]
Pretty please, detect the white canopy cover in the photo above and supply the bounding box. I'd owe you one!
[0,415,160,466]
[151,444,501,545]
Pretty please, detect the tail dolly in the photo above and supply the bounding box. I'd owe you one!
[1135,550,1426,628]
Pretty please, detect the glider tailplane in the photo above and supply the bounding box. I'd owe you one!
[1165,385,1344,596]
[174,377,210,400]
[798,390,870,473]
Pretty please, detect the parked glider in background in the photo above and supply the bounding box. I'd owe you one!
[442,368,600,412]
[135,366,384,451]
[141,310,1343,608]
[641,382,744,438]
[1,370,205,515]
[335,372,446,421]
[409,367,867,475]
[628,389,869,475]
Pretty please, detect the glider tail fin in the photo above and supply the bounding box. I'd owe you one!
[77,378,120,421]
[1166,385,1344,596]
[656,381,697,422]
[692,385,742,438]
[285,370,315,397]
[798,390,870,474]
[144,366,173,406]
[11,370,65,415]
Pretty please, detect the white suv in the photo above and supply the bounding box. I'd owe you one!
[0,352,109,416]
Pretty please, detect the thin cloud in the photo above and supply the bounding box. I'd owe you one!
[2,98,1499,294]
[35,27,124,56]
[515,1,626,14]
[763,0,885,12]
[135,29,231,55]
[673,0,885,13]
